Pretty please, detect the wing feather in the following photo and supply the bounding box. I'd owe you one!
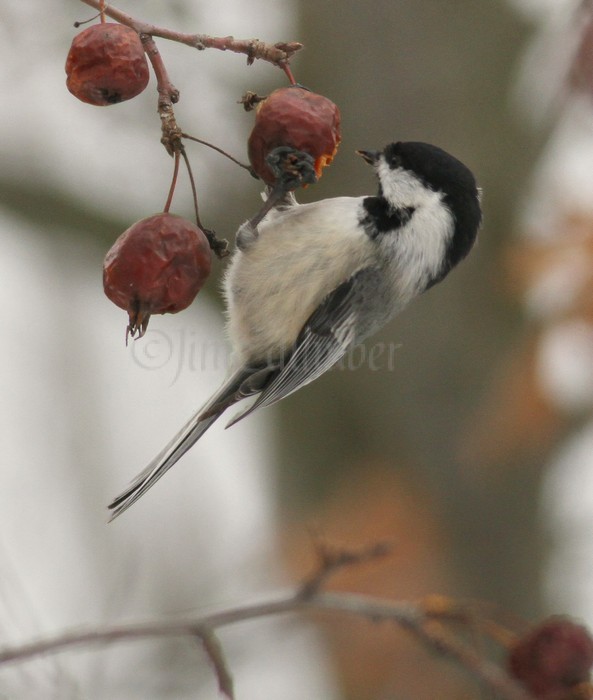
[226,270,368,427]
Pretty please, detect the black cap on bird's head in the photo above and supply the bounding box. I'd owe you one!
[383,142,478,200]
[358,142,477,198]
[358,141,482,275]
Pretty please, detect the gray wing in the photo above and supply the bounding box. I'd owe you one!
[226,268,372,427]
[109,267,378,518]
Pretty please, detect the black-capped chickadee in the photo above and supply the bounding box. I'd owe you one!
[109,141,482,519]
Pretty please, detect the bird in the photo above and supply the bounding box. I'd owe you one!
[108,140,482,519]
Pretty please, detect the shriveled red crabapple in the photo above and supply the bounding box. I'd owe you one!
[66,23,150,106]
[103,213,212,340]
[247,85,341,186]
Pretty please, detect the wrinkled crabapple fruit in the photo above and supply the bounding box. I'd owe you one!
[103,213,212,340]
[508,616,593,698]
[248,85,341,186]
[66,23,149,106]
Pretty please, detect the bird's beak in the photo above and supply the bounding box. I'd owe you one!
[356,149,380,165]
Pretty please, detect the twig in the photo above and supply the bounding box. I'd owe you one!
[179,147,229,258]
[77,0,303,69]
[311,593,534,700]
[197,627,234,700]
[139,34,181,157]
[181,133,256,176]
[0,595,299,666]
[298,537,393,598]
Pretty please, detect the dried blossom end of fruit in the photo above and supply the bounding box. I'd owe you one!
[247,86,341,187]
[103,213,212,341]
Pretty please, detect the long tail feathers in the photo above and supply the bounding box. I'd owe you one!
[108,370,251,521]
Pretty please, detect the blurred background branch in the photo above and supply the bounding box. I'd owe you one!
[0,543,541,700]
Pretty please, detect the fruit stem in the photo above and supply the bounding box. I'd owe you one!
[179,147,229,259]
[99,0,105,23]
[164,150,181,214]
[73,12,103,28]
[181,133,257,178]
[179,146,202,229]
[245,148,317,230]
[281,63,297,85]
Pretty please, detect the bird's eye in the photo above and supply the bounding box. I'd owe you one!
[384,146,403,169]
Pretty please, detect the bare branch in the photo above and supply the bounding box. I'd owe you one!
[77,0,303,68]
[0,596,297,666]
[0,589,534,700]
[0,530,534,699]
[307,592,534,700]
[138,33,181,158]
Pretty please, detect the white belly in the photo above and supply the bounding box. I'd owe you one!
[224,197,375,364]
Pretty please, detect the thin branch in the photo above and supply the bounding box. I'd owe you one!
[77,0,303,68]
[197,627,234,700]
[0,538,536,698]
[139,33,181,157]
[181,133,255,176]
[141,34,178,103]
[0,595,298,666]
[298,537,393,598]
[0,589,534,700]
[310,593,534,700]
[179,147,230,258]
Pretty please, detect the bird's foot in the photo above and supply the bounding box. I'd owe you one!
[237,147,316,251]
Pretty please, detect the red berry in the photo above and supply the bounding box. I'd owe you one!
[66,23,149,106]
[508,617,593,698]
[103,213,212,340]
[247,86,341,186]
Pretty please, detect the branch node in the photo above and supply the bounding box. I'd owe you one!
[298,536,394,600]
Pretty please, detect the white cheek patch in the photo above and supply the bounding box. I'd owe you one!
[401,204,453,273]
[374,159,455,298]
[382,204,453,303]
[376,161,440,210]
